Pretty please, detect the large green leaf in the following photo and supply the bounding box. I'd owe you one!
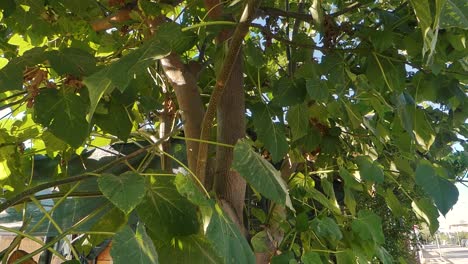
[136,177,199,240]
[335,250,355,264]
[412,198,440,234]
[302,252,323,264]
[344,187,357,216]
[98,172,145,214]
[311,217,342,241]
[232,139,293,211]
[252,104,288,162]
[94,100,133,141]
[206,203,256,264]
[157,22,197,53]
[111,224,159,264]
[355,156,384,183]
[251,230,270,253]
[33,89,89,148]
[174,173,254,264]
[47,48,97,76]
[384,189,405,218]
[174,173,210,207]
[306,79,328,102]
[415,160,459,216]
[155,234,222,264]
[414,109,435,151]
[351,210,385,244]
[307,188,341,215]
[271,77,307,106]
[287,103,309,141]
[376,246,394,264]
[440,0,468,29]
[83,37,171,120]
[409,0,438,59]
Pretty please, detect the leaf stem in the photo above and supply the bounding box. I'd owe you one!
[0,225,66,261]
[182,21,236,32]
[172,135,234,148]
[12,204,108,264]
[30,197,80,260]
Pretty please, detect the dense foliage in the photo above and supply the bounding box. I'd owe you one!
[0,0,466,263]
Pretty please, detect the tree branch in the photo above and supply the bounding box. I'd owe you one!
[160,54,205,173]
[258,6,312,22]
[91,9,131,32]
[0,129,179,213]
[330,2,364,17]
[196,0,262,184]
[251,23,363,53]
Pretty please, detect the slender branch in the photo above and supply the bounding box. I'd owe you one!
[0,225,65,262]
[13,204,108,264]
[0,128,179,213]
[251,23,362,52]
[330,2,364,17]
[196,0,262,184]
[11,192,103,207]
[0,174,95,213]
[91,9,132,32]
[0,91,27,104]
[258,6,312,22]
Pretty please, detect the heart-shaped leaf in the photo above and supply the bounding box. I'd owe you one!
[98,172,145,214]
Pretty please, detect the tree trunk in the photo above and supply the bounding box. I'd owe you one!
[214,52,246,227]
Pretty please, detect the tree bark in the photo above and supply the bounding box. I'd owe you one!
[160,54,204,173]
[214,52,246,226]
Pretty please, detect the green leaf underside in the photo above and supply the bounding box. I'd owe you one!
[415,161,459,216]
[206,204,256,264]
[173,173,255,263]
[412,198,440,234]
[355,156,384,183]
[136,178,199,241]
[351,210,385,244]
[155,234,222,264]
[232,139,294,211]
[111,225,159,264]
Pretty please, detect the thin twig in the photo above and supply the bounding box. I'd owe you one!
[0,127,181,213]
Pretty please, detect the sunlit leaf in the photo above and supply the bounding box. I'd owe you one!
[111,224,159,264]
[412,198,440,234]
[155,234,222,264]
[355,156,384,183]
[440,0,468,29]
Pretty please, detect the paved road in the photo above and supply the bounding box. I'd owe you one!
[421,244,468,264]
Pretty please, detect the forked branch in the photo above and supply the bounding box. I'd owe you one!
[195,0,262,184]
